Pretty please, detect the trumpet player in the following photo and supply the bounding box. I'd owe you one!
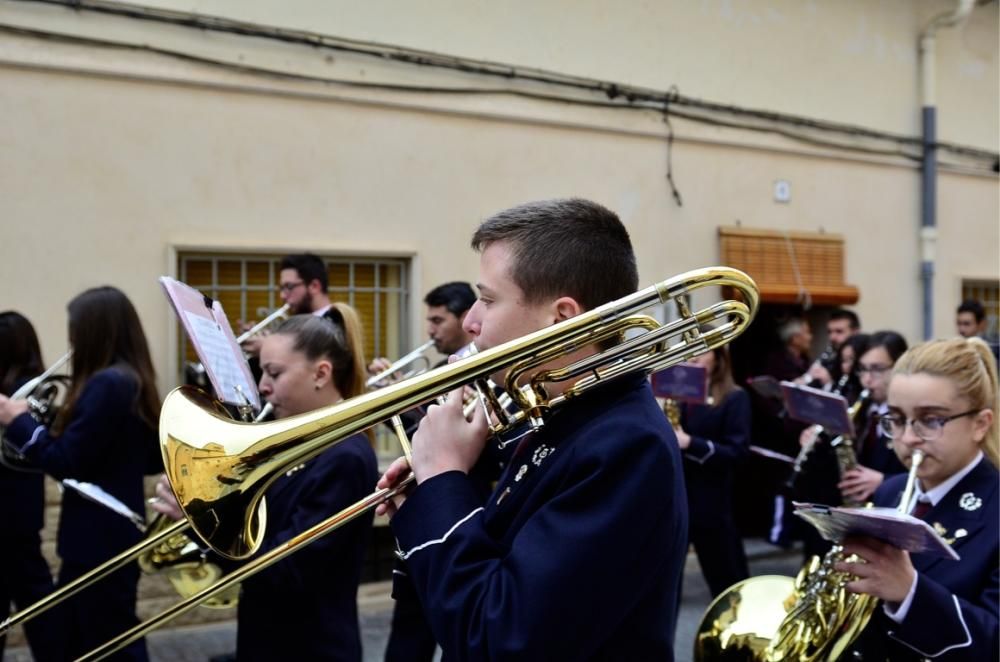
[381,281,476,662]
[0,312,60,661]
[241,253,332,358]
[154,307,378,661]
[0,287,161,661]
[369,282,476,384]
[376,199,688,660]
[837,337,998,660]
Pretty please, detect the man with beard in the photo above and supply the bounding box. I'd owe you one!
[241,253,332,358]
[278,253,332,317]
[424,282,476,358]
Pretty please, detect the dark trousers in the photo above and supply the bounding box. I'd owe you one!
[384,595,437,662]
[0,535,62,661]
[57,560,147,661]
[689,515,750,598]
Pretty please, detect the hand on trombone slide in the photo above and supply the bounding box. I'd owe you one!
[375,383,490,519]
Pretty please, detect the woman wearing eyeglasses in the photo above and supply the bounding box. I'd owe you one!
[836,336,998,660]
[838,330,909,504]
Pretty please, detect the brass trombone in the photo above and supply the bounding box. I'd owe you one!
[15,267,757,660]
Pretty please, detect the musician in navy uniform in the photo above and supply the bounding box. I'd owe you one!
[0,312,61,661]
[155,306,378,662]
[674,346,751,597]
[838,330,909,505]
[382,282,479,662]
[839,337,998,660]
[0,288,162,661]
[377,198,688,660]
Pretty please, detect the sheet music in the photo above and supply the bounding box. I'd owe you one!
[780,381,853,435]
[159,277,260,410]
[793,503,959,560]
[651,363,707,402]
[184,312,257,407]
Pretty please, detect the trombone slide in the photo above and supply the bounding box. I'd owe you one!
[77,475,415,661]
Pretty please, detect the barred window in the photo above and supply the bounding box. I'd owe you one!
[961,280,999,337]
[176,252,411,379]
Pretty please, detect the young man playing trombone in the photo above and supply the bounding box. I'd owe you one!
[377,198,688,660]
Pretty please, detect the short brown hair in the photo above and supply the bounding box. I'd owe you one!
[471,198,638,311]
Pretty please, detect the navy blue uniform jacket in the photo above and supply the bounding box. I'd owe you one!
[850,456,998,660]
[391,372,688,661]
[6,367,157,566]
[2,377,47,541]
[681,389,750,517]
[236,431,379,662]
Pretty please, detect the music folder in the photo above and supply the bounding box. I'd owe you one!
[651,363,707,403]
[747,375,783,401]
[793,502,960,561]
[780,381,853,436]
[160,277,260,411]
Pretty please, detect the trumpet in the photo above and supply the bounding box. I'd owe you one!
[366,339,437,388]
[11,267,758,660]
[236,304,291,344]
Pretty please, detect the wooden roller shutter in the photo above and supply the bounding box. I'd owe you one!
[718,227,859,306]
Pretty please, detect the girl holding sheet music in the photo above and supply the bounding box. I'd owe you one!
[673,346,751,597]
[837,337,999,660]
[0,287,161,661]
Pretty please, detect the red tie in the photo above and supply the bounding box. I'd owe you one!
[911,498,932,520]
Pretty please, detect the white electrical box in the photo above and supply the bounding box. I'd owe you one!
[774,180,791,203]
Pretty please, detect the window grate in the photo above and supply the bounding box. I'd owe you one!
[961,280,1000,337]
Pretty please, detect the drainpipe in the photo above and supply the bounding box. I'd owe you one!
[918,0,975,339]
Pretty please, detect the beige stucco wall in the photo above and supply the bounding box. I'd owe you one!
[0,0,997,398]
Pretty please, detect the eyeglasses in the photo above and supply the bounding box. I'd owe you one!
[878,410,980,441]
[278,281,305,293]
[857,363,892,375]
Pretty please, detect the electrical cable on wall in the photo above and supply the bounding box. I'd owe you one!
[662,86,684,208]
[3,0,998,175]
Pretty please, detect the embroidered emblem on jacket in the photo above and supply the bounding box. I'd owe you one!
[958,492,982,511]
[531,445,553,466]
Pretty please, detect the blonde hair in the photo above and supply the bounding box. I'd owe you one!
[892,337,998,467]
[274,303,372,442]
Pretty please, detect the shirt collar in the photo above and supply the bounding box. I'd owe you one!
[915,451,984,507]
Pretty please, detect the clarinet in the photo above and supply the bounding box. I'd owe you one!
[785,372,851,492]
